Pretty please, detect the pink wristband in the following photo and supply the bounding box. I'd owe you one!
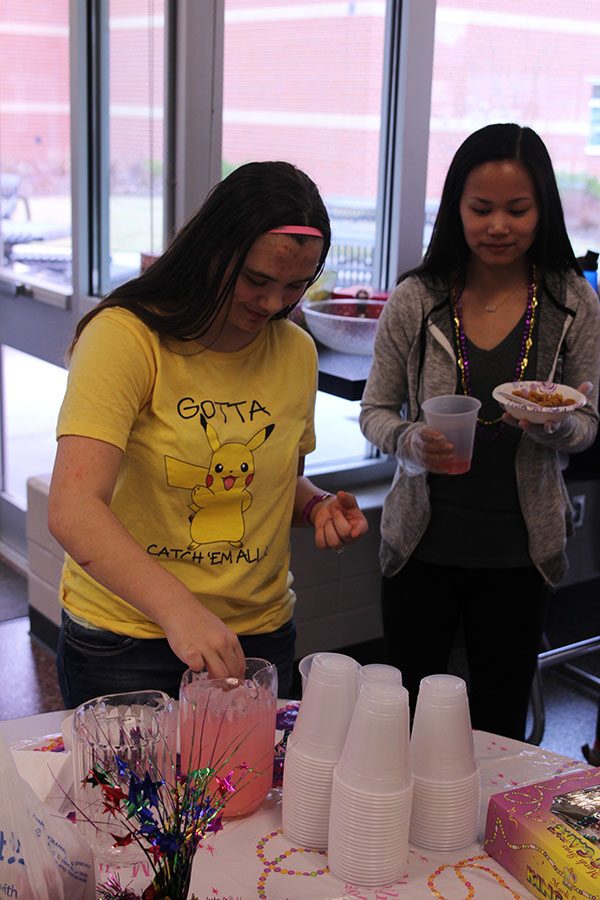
[301,492,332,523]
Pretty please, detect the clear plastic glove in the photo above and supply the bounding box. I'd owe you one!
[503,381,593,437]
[401,423,455,474]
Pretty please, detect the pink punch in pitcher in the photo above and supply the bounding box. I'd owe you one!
[179,658,277,818]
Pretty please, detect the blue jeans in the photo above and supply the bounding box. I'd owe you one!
[57,612,296,708]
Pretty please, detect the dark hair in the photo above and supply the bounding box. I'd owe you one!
[404,123,580,285]
[70,160,331,349]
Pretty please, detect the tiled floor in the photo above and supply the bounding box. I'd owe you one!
[0,559,29,621]
[1,560,600,767]
[1,616,64,720]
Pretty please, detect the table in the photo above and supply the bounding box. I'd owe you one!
[0,708,68,745]
[0,710,588,899]
[317,346,371,400]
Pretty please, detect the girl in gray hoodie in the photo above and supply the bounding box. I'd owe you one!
[360,123,600,740]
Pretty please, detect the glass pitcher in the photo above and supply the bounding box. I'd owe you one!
[179,658,277,818]
[71,689,177,861]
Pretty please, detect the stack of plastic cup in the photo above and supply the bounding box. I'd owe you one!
[328,682,413,886]
[282,652,358,849]
[298,651,319,695]
[357,662,402,690]
[409,674,481,851]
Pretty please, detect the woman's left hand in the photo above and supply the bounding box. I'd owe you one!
[503,381,593,435]
[312,490,369,551]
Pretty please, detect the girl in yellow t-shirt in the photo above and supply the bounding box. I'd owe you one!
[49,161,368,707]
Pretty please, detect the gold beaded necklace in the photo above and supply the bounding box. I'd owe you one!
[451,266,538,427]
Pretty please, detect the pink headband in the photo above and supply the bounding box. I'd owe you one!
[268,225,324,237]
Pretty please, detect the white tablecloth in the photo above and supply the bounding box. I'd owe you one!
[0,710,588,899]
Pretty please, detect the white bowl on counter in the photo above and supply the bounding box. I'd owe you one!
[302,299,385,356]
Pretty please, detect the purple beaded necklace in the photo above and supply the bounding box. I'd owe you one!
[451,265,538,427]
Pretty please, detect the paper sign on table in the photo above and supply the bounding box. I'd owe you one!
[11,748,73,805]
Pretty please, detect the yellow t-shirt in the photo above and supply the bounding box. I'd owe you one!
[56,308,317,638]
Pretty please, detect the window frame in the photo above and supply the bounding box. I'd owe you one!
[588,81,600,153]
[0,0,438,558]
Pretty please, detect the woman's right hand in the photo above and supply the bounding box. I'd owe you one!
[405,424,455,473]
[163,594,246,680]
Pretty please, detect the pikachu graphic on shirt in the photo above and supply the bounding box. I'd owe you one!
[165,415,274,549]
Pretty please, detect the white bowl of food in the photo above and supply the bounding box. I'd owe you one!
[492,381,587,425]
[302,299,385,356]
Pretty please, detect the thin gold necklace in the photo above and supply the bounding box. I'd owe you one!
[470,278,527,314]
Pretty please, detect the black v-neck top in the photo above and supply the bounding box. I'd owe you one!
[414,309,540,568]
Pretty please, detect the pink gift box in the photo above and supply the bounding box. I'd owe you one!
[485,767,600,900]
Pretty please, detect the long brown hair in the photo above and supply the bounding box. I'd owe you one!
[69,160,331,353]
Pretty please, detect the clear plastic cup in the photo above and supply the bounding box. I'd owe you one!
[298,651,319,695]
[331,767,413,815]
[411,769,481,797]
[282,653,359,850]
[328,855,409,886]
[328,774,412,885]
[282,741,335,848]
[328,846,410,882]
[282,749,336,798]
[333,770,413,806]
[410,803,480,850]
[337,682,411,790]
[410,826,479,851]
[309,651,359,686]
[292,652,358,755]
[412,796,481,818]
[417,673,468,704]
[410,674,477,780]
[422,394,481,474]
[357,663,402,690]
[410,766,481,851]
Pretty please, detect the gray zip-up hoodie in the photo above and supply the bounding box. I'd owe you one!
[359,270,600,586]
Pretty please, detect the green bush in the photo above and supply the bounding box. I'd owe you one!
[557,172,600,200]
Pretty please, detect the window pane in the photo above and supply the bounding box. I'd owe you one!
[312,391,369,471]
[223,0,384,288]
[426,1,600,257]
[590,102,600,148]
[1,346,67,508]
[108,0,165,290]
[0,0,72,288]
[223,1,386,470]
